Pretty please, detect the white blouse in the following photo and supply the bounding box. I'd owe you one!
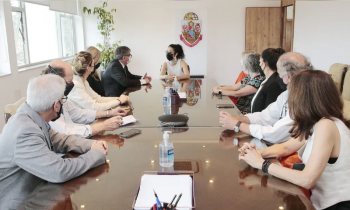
[68,75,120,111]
[166,59,184,76]
[298,118,350,210]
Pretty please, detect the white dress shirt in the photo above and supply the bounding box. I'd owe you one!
[245,90,293,144]
[119,61,147,85]
[49,102,97,138]
[68,75,120,111]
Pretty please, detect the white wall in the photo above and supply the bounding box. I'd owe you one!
[0,1,85,132]
[82,1,280,86]
[293,1,350,71]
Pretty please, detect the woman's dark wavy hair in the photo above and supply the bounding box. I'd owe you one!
[288,70,350,140]
[169,44,185,60]
[261,48,286,71]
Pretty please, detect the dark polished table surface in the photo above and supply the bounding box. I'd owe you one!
[121,79,242,128]
[2,79,315,210]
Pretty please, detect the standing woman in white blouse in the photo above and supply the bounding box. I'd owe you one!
[68,51,129,111]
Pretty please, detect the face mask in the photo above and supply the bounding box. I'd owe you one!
[277,76,287,90]
[166,52,174,61]
[127,57,131,64]
[91,63,101,74]
[51,101,63,122]
[240,59,244,66]
[64,82,74,96]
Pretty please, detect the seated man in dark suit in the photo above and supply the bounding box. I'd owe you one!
[102,46,152,97]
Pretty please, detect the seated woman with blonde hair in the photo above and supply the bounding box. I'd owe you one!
[160,44,190,81]
[239,70,350,210]
[212,53,265,114]
[86,46,105,96]
[68,51,129,111]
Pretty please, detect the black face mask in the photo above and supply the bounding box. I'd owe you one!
[166,52,174,61]
[64,82,74,96]
[277,76,287,90]
[91,63,101,74]
[51,101,63,122]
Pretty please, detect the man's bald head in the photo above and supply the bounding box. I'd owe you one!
[41,60,74,83]
[277,52,312,77]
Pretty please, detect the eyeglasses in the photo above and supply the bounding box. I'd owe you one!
[125,54,132,58]
[61,96,68,104]
[48,65,63,77]
[165,51,174,54]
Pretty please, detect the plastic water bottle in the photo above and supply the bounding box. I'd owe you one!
[167,88,172,107]
[173,77,179,91]
[159,131,174,167]
[163,89,168,106]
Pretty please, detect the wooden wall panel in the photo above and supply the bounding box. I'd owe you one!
[245,7,282,54]
[282,0,294,7]
[283,20,293,52]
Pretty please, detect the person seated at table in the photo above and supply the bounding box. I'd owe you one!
[102,46,152,97]
[212,53,265,114]
[219,52,312,144]
[68,51,130,111]
[160,44,190,81]
[0,74,107,183]
[42,60,125,138]
[239,70,350,210]
[251,48,286,113]
[86,46,105,96]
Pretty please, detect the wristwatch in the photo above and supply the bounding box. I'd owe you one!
[234,121,242,132]
[218,90,222,99]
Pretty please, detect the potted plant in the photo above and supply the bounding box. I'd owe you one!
[83,2,122,69]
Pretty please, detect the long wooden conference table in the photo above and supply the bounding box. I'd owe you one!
[7,79,315,210]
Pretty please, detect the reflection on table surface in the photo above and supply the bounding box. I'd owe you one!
[3,127,314,210]
[120,79,242,128]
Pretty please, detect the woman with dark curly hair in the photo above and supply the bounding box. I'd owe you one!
[212,53,265,114]
[160,44,190,81]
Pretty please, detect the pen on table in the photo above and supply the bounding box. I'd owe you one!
[167,194,177,209]
[171,193,182,210]
[153,189,162,210]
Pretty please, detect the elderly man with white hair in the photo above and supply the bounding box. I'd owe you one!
[219,52,313,144]
[0,75,107,184]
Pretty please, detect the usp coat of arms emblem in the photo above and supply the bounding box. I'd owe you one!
[180,12,203,47]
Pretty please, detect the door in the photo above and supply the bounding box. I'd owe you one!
[245,7,282,54]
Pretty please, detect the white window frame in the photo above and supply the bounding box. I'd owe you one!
[11,2,76,69]
[56,13,76,58]
[11,2,30,65]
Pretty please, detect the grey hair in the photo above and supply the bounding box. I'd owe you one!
[244,53,261,73]
[27,75,65,113]
[114,46,130,60]
[277,52,313,76]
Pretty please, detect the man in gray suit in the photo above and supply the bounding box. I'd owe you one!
[0,74,107,185]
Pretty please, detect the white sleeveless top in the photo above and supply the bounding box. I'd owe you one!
[166,59,184,76]
[298,118,350,210]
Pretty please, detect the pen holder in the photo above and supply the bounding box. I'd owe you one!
[150,202,177,210]
[171,93,180,105]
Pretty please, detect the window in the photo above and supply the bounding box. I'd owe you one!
[11,1,76,68]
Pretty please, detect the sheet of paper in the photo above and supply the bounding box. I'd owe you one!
[121,115,137,126]
[134,175,192,210]
[178,92,187,99]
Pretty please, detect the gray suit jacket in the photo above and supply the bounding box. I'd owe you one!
[0,102,105,184]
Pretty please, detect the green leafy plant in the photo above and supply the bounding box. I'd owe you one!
[83,2,122,69]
